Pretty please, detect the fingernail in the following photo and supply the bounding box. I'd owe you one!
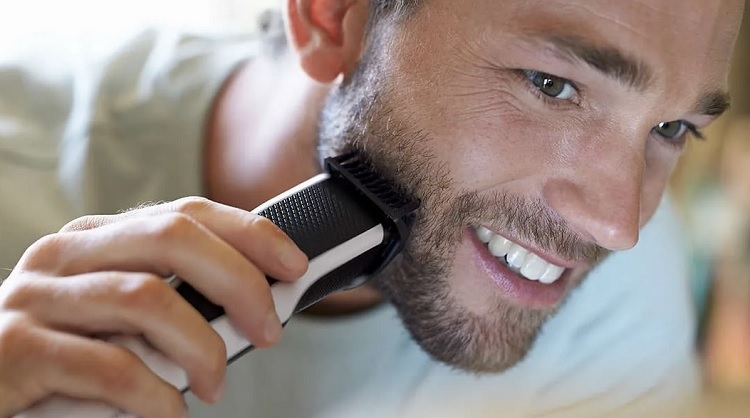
[212,380,225,403]
[279,243,307,273]
[264,309,282,343]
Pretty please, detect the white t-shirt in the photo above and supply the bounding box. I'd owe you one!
[0,30,700,418]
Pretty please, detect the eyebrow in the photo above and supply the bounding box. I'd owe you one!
[525,33,732,117]
[694,90,731,117]
[531,33,654,91]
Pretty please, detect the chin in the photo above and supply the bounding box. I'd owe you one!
[375,225,595,373]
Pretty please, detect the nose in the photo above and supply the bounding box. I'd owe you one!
[543,139,644,252]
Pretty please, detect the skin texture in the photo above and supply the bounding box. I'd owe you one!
[0,0,743,416]
[0,199,309,417]
[278,0,744,371]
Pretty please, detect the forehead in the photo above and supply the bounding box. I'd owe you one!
[406,0,743,87]
[514,0,739,60]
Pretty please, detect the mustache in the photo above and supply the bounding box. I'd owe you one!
[439,190,610,265]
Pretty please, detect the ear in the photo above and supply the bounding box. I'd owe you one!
[285,0,370,83]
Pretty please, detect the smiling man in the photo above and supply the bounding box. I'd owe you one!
[0,0,745,417]
[301,0,739,374]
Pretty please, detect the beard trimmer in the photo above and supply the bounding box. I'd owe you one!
[16,152,419,418]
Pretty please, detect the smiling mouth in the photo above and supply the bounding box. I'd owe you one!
[473,226,566,285]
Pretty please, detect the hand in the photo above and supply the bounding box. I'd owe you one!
[0,197,308,418]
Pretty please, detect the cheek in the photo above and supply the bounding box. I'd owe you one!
[641,144,681,225]
[380,15,568,192]
[394,78,586,192]
[429,113,565,194]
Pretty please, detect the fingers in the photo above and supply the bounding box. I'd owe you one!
[0,313,186,418]
[34,214,284,347]
[36,328,188,418]
[2,196,310,414]
[60,197,309,280]
[2,272,227,403]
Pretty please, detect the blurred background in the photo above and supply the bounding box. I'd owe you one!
[672,6,750,416]
[1,0,748,415]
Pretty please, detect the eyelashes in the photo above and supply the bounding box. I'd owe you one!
[514,69,582,109]
[511,68,705,149]
[650,120,705,149]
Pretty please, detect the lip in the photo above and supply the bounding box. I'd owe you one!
[468,229,570,309]
[477,225,585,270]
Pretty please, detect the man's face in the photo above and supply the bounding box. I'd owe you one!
[318,0,743,372]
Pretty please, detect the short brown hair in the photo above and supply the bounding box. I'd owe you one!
[369,0,424,31]
[258,1,423,56]
[370,0,422,19]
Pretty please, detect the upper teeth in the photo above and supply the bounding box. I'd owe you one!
[475,226,565,284]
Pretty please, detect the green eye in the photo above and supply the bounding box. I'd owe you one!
[525,71,576,100]
[653,121,688,139]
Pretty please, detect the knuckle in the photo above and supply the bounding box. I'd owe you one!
[116,273,172,313]
[59,215,105,233]
[18,234,66,271]
[96,348,141,395]
[246,215,282,240]
[172,196,213,215]
[0,314,45,402]
[154,213,197,243]
[0,279,39,310]
[0,314,39,371]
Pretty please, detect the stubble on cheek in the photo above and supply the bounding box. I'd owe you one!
[316,31,587,374]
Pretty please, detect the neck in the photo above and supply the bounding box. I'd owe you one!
[205,50,384,317]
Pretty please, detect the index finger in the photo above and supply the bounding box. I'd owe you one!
[61,197,308,281]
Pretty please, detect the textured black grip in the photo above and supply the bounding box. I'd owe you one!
[258,178,381,258]
[176,177,383,322]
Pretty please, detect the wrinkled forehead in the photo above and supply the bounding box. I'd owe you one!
[402,0,744,82]
[519,1,740,62]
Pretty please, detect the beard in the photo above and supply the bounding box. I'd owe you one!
[316,40,608,373]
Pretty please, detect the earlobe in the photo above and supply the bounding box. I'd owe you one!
[285,0,368,83]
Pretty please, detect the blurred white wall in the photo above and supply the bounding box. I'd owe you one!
[0,0,282,54]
